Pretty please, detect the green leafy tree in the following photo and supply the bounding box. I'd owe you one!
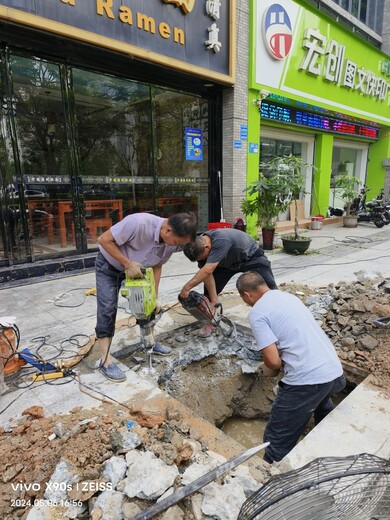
[242,155,315,239]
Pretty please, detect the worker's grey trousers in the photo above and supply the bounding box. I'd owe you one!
[263,374,346,464]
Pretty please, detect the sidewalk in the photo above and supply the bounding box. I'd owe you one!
[1,221,390,426]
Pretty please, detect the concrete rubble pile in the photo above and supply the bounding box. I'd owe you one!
[301,273,390,387]
[0,403,274,520]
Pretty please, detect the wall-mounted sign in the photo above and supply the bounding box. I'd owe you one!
[0,0,235,84]
[185,127,203,161]
[261,101,379,140]
[234,140,242,148]
[249,142,259,154]
[240,125,248,140]
[253,0,390,123]
[262,3,293,60]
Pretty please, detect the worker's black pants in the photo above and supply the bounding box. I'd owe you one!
[204,248,277,297]
[263,374,346,464]
[95,252,125,339]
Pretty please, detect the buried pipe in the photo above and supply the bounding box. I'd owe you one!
[131,442,270,520]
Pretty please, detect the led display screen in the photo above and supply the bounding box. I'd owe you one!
[260,101,379,140]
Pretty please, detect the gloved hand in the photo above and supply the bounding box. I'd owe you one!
[155,299,163,314]
[125,261,144,279]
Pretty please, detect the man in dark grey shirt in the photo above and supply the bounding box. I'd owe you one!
[179,228,276,336]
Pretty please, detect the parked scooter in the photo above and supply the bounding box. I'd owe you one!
[375,189,390,224]
[351,187,387,228]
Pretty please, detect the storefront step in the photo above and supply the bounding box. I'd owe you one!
[275,219,311,232]
[0,253,97,287]
[275,216,343,232]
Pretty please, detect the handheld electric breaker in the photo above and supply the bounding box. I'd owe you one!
[179,291,234,336]
[120,268,162,351]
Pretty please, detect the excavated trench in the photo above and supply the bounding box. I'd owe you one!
[116,276,390,443]
[117,321,355,445]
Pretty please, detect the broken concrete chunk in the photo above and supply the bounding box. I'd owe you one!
[161,504,185,519]
[124,450,179,500]
[101,455,128,488]
[357,335,379,352]
[201,481,246,520]
[123,501,142,519]
[53,422,67,438]
[44,459,78,503]
[110,427,142,452]
[351,301,366,312]
[90,490,124,520]
[340,337,355,350]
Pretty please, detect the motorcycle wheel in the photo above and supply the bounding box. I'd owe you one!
[374,218,385,228]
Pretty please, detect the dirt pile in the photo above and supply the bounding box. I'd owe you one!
[0,397,271,520]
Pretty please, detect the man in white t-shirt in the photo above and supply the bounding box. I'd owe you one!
[236,271,345,464]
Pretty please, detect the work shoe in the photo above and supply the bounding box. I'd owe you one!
[197,323,215,338]
[98,362,126,382]
[151,342,172,356]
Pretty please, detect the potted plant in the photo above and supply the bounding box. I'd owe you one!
[334,174,360,228]
[269,155,314,255]
[241,160,293,250]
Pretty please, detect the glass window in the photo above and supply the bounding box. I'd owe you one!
[154,87,209,229]
[331,0,383,33]
[10,54,73,257]
[1,58,213,261]
[360,0,367,23]
[260,138,302,163]
[351,0,359,18]
[73,69,154,247]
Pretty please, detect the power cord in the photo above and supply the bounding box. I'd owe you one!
[309,234,381,245]
[53,288,92,308]
[273,253,390,269]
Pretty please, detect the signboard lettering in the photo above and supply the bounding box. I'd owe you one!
[300,27,390,102]
[0,0,233,82]
[163,0,195,15]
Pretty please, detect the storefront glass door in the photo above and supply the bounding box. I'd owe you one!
[4,54,73,261]
[0,52,213,265]
[260,137,303,221]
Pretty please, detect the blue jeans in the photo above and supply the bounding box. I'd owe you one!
[95,252,125,338]
[263,374,346,463]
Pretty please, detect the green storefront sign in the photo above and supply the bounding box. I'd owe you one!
[251,0,390,125]
[245,0,390,234]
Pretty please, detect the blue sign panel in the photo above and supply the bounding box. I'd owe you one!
[185,127,203,161]
[249,142,259,154]
[240,125,248,140]
[0,0,233,82]
[234,140,242,149]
